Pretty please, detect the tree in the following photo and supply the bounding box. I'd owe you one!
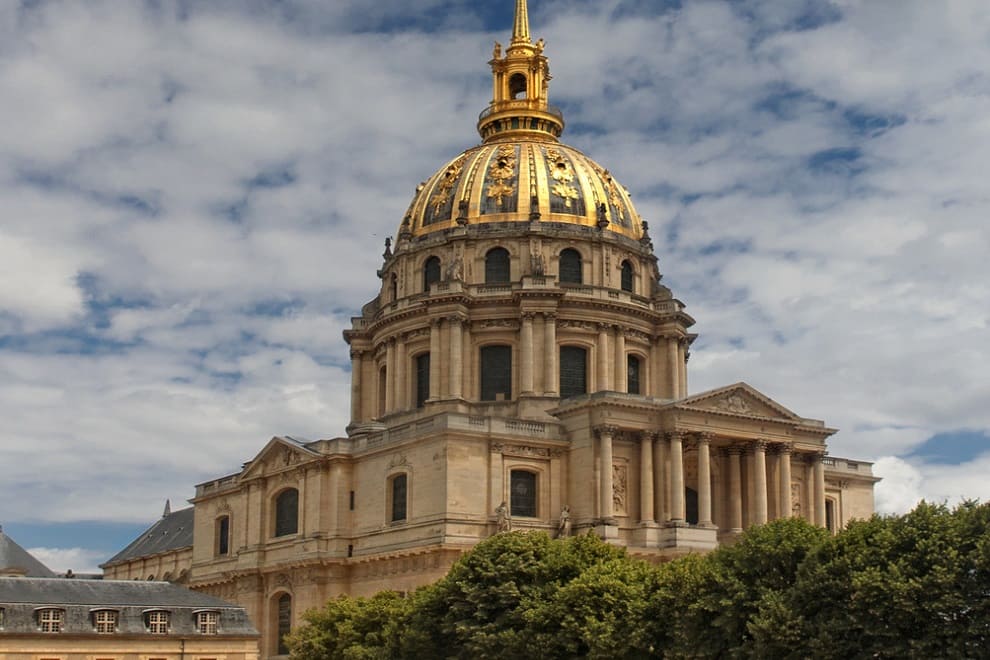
[286,590,409,660]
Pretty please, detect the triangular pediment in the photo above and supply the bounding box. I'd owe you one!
[240,436,320,479]
[674,383,803,421]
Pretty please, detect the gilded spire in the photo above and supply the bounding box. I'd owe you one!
[477,0,563,142]
[512,0,531,45]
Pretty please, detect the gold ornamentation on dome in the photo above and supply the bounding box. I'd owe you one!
[429,154,467,216]
[600,168,626,223]
[547,147,578,209]
[486,145,518,208]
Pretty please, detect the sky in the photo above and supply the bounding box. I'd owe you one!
[0,0,987,573]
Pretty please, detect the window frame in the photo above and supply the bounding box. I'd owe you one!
[559,345,588,398]
[275,593,292,656]
[195,610,220,635]
[93,608,118,634]
[620,260,634,293]
[273,487,299,538]
[479,344,513,401]
[509,469,539,518]
[558,249,583,284]
[389,472,409,523]
[423,256,441,292]
[415,352,430,408]
[145,609,170,635]
[216,514,230,556]
[484,247,511,284]
[37,607,64,633]
[627,354,641,395]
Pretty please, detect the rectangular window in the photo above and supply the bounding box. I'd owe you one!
[559,346,588,398]
[627,355,641,395]
[196,610,219,635]
[146,610,170,634]
[391,474,408,522]
[38,608,64,633]
[349,490,355,510]
[416,353,430,408]
[510,470,537,517]
[94,609,118,633]
[480,345,512,401]
[217,516,230,555]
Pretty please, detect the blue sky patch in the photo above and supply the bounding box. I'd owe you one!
[908,431,990,465]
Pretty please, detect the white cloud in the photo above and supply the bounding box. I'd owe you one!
[26,547,107,575]
[0,0,987,535]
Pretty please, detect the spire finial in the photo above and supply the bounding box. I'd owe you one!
[512,0,531,45]
[163,499,171,518]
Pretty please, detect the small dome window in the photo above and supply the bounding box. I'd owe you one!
[509,73,527,99]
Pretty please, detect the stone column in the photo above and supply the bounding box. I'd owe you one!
[778,444,793,518]
[648,338,659,397]
[668,432,685,523]
[543,313,557,395]
[429,319,441,400]
[597,323,611,391]
[395,335,407,411]
[804,457,816,524]
[666,337,680,399]
[653,434,666,524]
[696,433,713,527]
[727,447,743,532]
[384,339,395,414]
[678,339,689,398]
[349,350,363,423]
[520,313,535,394]
[753,441,768,525]
[615,328,627,393]
[639,432,656,524]
[448,316,463,399]
[595,425,618,524]
[814,453,827,528]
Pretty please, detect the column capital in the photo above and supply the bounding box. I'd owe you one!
[597,322,611,333]
[639,430,660,442]
[594,424,619,438]
[751,439,769,452]
[771,442,793,455]
[803,450,827,464]
[446,313,467,325]
[694,431,715,445]
[349,349,365,360]
[521,311,536,321]
[543,311,557,322]
[665,430,686,443]
[430,317,443,328]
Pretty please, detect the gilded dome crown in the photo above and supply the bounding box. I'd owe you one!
[399,0,645,242]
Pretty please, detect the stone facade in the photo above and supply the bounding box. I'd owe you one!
[103,3,878,657]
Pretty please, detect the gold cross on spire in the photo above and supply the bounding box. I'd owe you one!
[512,0,531,45]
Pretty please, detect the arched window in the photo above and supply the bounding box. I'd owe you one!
[509,73,527,99]
[274,489,298,537]
[559,346,587,398]
[510,470,537,517]
[415,353,430,408]
[423,256,441,292]
[276,594,292,656]
[620,260,634,293]
[559,249,582,284]
[627,355,641,395]
[480,345,512,401]
[390,474,408,522]
[216,515,230,556]
[485,247,510,284]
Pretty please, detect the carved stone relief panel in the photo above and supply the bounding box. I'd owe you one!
[612,463,628,516]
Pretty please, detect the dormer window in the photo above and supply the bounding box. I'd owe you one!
[93,609,118,633]
[37,608,64,632]
[196,610,219,635]
[145,610,170,634]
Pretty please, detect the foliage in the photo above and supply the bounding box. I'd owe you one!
[287,503,990,660]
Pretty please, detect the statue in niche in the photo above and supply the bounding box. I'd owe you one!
[445,255,463,282]
[493,42,502,59]
[530,252,545,276]
[556,505,571,538]
[495,501,511,533]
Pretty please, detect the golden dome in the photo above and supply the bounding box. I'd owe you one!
[398,0,644,241]
[402,141,645,240]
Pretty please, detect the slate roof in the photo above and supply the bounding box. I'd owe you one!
[101,507,194,567]
[0,526,55,578]
[0,577,258,637]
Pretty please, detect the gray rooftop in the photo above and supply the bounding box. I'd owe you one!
[0,577,258,637]
[0,525,55,578]
[102,507,194,567]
